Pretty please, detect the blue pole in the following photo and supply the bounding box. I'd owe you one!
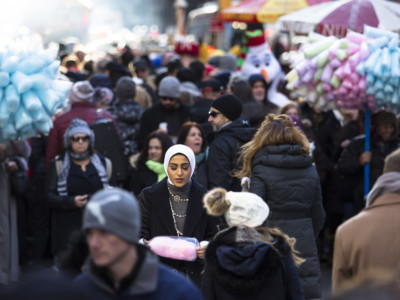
[364,105,370,197]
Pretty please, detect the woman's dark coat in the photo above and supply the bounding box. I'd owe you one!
[46,153,107,255]
[129,162,158,197]
[249,145,325,299]
[139,178,221,286]
[201,226,304,300]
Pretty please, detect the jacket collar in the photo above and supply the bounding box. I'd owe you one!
[365,193,400,211]
[86,246,159,296]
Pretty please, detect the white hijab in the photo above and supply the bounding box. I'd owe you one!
[164,144,196,185]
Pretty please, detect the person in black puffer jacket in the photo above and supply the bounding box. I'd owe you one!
[235,114,325,300]
[207,94,256,191]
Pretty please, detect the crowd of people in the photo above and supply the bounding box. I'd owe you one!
[0,39,399,300]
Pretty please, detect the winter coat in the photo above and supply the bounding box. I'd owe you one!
[136,102,190,149]
[139,178,221,286]
[207,119,256,191]
[74,246,204,300]
[129,161,158,197]
[46,153,108,255]
[249,145,325,299]
[108,100,144,156]
[337,134,399,210]
[332,172,400,295]
[202,226,304,300]
[45,102,119,169]
[0,141,30,285]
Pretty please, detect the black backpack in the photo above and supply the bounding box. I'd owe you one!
[90,117,128,186]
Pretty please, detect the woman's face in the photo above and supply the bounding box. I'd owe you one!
[148,138,162,162]
[70,134,90,155]
[167,154,191,188]
[285,107,300,118]
[185,126,203,155]
[251,81,266,102]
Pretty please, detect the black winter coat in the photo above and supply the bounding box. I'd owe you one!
[139,178,221,286]
[136,102,190,149]
[129,162,158,197]
[337,134,399,210]
[46,153,108,255]
[207,119,256,191]
[201,226,304,300]
[249,145,325,299]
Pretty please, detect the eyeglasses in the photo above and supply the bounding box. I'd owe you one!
[208,111,221,118]
[70,135,90,142]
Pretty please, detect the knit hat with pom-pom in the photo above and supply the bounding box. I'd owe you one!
[203,188,269,228]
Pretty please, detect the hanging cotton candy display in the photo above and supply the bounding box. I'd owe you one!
[285,25,400,111]
[0,39,72,143]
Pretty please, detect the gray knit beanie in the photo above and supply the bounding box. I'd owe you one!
[115,76,136,101]
[64,118,94,149]
[158,76,181,99]
[83,188,141,244]
[67,81,94,103]
[212,94,243,121]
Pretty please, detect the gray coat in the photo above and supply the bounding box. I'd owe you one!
[249,145,325,299]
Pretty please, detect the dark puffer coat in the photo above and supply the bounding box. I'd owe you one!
[207,119,256,191]
[201,226,304,300]
[249,145,325,299]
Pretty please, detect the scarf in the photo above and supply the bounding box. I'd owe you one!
[57,152,109,197]
[366,172,400,207]
[195,152,205,165]
[145,160,166,182]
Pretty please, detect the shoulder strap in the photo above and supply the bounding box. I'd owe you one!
[104,157,112,180]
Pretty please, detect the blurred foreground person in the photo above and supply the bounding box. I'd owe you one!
[202,188,304,300]
[0,140,30,285]
[74,188,204,299]
[332,148,400,296]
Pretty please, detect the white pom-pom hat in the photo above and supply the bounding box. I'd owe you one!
[203,188,270,228]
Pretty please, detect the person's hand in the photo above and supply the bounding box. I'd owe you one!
[74,195,88,207]
[341,139,350,148]
[5,159,18,173]
[359,152,372,165]
[196,246,207,259]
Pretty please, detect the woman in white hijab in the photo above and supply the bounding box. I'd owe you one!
[139,144,221,286]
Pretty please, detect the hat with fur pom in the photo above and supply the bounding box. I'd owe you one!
[203,188,269,228]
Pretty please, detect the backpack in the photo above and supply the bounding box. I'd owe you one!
[89,117,129,186]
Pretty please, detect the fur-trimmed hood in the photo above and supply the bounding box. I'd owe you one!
[205,225,290,294]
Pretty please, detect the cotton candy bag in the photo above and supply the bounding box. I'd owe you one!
[147,236,199,261]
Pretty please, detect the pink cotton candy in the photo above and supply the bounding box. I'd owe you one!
[148,236,198,261]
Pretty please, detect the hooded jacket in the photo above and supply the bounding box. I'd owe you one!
[207,119,256,191]
[249,145,325,299]
[201,226,304,300]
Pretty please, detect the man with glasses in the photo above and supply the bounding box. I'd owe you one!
[207,94,256,191]
[136,76,189,149]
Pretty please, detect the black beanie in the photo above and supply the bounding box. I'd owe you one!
[212,94,242,121]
